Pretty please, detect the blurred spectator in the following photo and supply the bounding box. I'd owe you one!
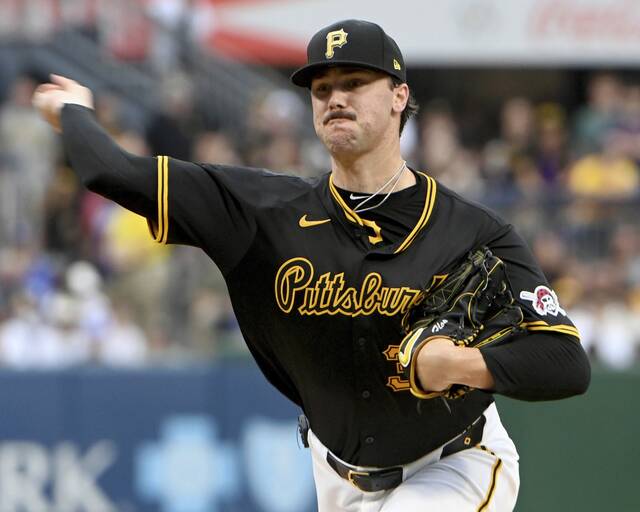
[90,130,172,334]
[511,155,545,202]
[0,74,58,245]
[43,292,93,366]
[535,103,569,186]
[0,292,92,369]
[146,71,201,159]
[613,85,640,162]
[2,60,640,369]
[531,230,572,284]
[244,88,311,174]
[98,304,148,367]
[501,97,536,153]
[252,134,302,174]
[93,93,146,136]
[247,88,306,138]
[102,204,170,331]
[482,97,535,191]
[609,225,640,287]
[591,299,637,370]
[146,0,199,74]
[0,294,62,368]
[192,131,242,165]
[568,131,639,199]
[66,260,112,343]
[573,73,624,155]
[419,101,483,198]
[43,164,83,259]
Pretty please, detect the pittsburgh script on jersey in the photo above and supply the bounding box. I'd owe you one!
[275,257,421,317]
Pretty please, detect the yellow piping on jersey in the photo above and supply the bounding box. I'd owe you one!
[328,172,437,250]
[394,173,437,254]
[328,176,384,244]
[162,155,169,243]
[149,155,169,244]
[522,320,580,340]
[328,175,364,226]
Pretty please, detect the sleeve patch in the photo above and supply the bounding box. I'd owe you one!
[519,285,566,317]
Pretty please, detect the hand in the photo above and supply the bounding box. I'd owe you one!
[415,336,495,394]
[415,337,457,392]
[32,74,94,132]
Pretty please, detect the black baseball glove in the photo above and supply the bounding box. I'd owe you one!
[398,247,524,400]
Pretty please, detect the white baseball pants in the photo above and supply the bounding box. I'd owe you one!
[309,403,520,511]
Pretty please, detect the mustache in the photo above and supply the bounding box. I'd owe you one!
[324,110,356,124]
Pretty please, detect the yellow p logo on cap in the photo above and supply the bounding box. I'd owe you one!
[325,29,348,59]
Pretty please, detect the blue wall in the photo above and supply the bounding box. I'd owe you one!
[0,364,316,512]
[0,365,635,512]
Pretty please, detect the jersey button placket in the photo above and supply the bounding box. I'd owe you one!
[353,260,377,452]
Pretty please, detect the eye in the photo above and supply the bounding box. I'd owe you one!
[312,83,330,97]
[346,78,364,90]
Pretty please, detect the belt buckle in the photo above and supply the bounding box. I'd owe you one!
[347,469,370,489]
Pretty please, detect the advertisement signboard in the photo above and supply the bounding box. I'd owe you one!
[0,365,316,512]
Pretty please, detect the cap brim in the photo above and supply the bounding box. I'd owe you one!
[290,60,402,88]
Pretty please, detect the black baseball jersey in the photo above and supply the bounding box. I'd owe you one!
[61,105,589,467]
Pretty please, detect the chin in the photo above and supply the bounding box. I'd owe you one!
[322,131,359,154]
[325,140,359,156]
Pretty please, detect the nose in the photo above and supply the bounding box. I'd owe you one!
[327,88,348,110]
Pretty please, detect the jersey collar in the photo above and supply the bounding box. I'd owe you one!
[326,170,438,254]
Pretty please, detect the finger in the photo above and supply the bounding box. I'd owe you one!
[34,83,62,94]
[50,74,77,88]
[31,90,49,109]
[32,88,62,109]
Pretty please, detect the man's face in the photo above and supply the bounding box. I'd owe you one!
[310,67,404,157]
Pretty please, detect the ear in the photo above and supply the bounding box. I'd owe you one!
[392,83,409,114]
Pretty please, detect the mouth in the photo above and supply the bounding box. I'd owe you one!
[324,112,356,125]
[327,117,351,125]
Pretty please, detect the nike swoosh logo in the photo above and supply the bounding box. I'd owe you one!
[299,215,331,228]
[398,327,425,368]
[349,193,371,200]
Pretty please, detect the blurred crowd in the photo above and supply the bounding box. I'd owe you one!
[0,69,639,370]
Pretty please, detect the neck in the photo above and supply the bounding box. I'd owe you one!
[330,137,415,193]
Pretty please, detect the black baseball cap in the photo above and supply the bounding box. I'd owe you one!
[290,19,406,88]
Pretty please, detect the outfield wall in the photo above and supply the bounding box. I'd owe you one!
[496,368,639,512]
[0,365,634,511]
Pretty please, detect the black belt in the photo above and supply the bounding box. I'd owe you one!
[325,414,487,493]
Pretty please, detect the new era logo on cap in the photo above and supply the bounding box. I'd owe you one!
[291,19,406,88]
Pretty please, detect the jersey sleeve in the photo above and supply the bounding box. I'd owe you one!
[485,224,580,340]
[477,222,590,400]
[61,104,158,220]
[149,156,254,273]
[151,156,308,274]
[60,104,286,275]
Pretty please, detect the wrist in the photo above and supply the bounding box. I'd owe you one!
[414,337,458,392]
[433,343,466,387]
[450,346,495,390]
[445,346,474,383]
[415,343,494,392]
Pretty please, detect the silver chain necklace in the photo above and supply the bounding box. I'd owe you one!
[353,161,407,214]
